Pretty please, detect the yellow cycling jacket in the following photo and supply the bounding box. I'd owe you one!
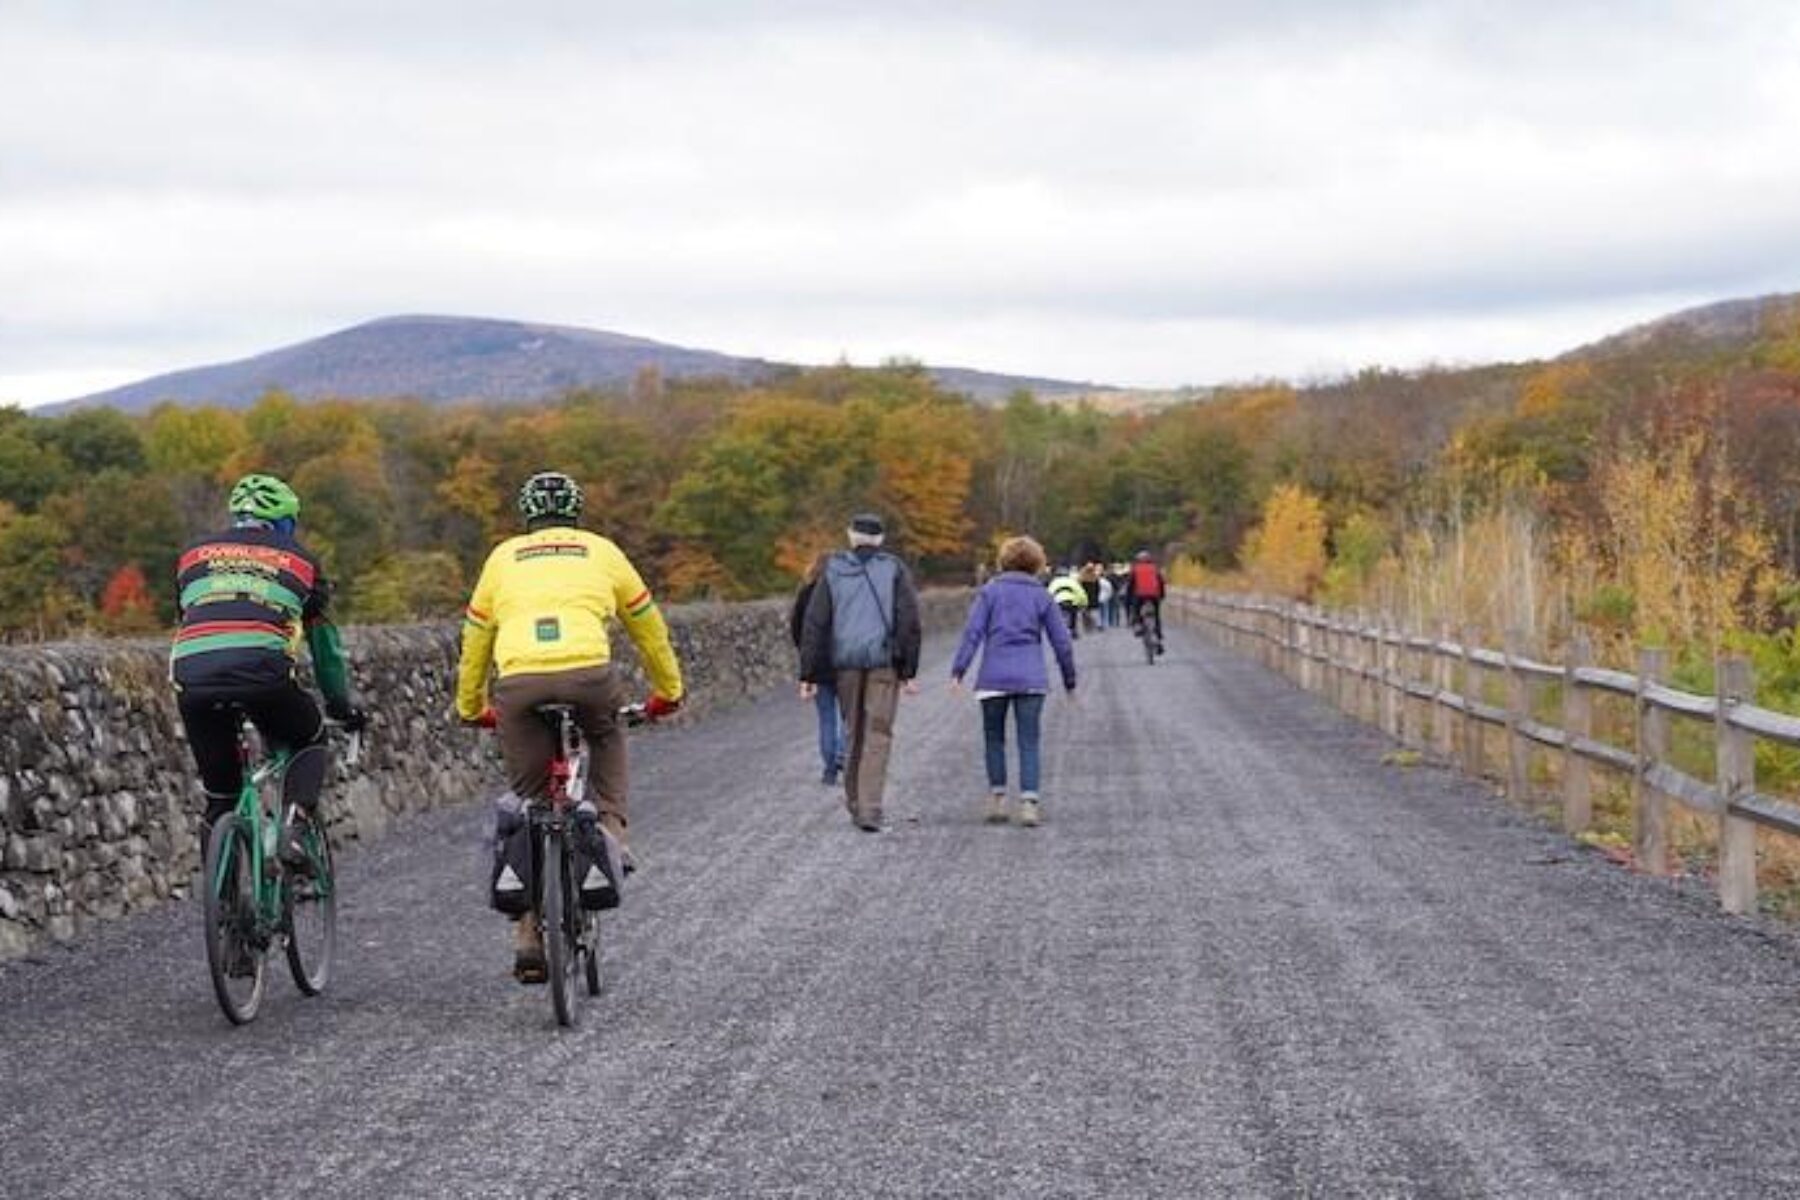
[455,527,683,720]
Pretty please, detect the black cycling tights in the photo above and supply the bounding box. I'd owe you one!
[178,682,327,841]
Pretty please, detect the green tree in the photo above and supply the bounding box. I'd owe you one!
[42,408,146,474]
[347,551,467,623]
[0,513,79,637]
[0,423,70,511]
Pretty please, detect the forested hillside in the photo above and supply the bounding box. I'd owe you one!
[6,296,1800,680]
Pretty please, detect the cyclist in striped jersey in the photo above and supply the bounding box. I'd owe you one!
[171,474,367,859]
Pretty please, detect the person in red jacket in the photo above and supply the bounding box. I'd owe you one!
[1123,550,1167,655]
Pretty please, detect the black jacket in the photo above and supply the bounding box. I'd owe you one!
[797,547,923,683]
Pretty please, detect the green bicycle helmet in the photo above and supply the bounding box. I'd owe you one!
[518,470,583,522]
[228,474,301,521]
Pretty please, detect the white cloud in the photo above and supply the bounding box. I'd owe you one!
[4,1,1800,405]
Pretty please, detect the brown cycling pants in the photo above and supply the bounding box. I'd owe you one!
[492,665,633,830]
[837,667,900,825]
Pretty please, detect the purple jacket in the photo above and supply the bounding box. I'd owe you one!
[950,573,1077,693]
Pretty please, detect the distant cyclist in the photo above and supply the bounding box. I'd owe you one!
[455,470,684,982]
[1047,567,1087,640]
[1124,549,1167,655]
[171,474,367,864]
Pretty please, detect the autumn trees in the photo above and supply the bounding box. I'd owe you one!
[10,309,1800,655]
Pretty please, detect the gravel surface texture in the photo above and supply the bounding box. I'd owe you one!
[6,625,1800,1198]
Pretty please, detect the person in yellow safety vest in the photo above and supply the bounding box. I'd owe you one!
[1047,568,1088,640]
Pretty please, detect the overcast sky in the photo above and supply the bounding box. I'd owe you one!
[5,0,1800,406]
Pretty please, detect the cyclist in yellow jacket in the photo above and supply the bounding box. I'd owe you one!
[456,470,684,980]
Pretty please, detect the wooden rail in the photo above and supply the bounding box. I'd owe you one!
[1172,589,1800,916]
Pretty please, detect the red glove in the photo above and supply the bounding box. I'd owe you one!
[465,706,498,729]
[645,694,682,721]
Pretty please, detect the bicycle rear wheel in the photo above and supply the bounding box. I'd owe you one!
[582,913,601,996]
[283,809,337,996]
[542,828,580,1027]
[203,814,267,1024]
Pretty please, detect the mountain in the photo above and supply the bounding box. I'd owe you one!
[51,315,1107,411]
[1564,292,1800,361]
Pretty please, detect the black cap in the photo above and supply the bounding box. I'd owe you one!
[850,513,884,535]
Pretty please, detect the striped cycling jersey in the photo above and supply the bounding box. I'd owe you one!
[170,526,329,690]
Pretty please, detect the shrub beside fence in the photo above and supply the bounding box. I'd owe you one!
[1172,589,1800,916]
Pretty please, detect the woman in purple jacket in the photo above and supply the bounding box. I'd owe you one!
[950,536,1077,827]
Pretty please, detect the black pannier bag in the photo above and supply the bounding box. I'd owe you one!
[571,824,622,911]
[489,794,534,915]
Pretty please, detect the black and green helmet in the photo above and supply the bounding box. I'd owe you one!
[228,473,300,521]
[518,471,583,522]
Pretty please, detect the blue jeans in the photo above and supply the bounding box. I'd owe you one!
[981,693,1045,796]
[814,681,845,774]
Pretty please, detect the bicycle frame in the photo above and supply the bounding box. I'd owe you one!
[210,722,345,940]
[210,734,289,939]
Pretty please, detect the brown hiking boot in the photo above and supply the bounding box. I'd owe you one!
[513,917,547,984]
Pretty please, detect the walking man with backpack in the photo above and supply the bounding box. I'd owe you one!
[798,513,923,832]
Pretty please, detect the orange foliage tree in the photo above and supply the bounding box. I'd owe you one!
[98,563,159,633]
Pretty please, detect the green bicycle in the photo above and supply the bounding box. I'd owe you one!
[202,710,360,1024]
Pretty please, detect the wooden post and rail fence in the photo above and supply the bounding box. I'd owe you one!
[1171,588,1800,916]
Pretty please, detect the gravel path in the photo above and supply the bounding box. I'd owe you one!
[6,623,1800,1198]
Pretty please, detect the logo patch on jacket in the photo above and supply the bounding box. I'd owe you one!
[535,617,562,642]
[516,542,589,561]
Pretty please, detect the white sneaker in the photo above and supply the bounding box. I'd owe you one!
[984,793,1008,824]
[1016,799,1041,828]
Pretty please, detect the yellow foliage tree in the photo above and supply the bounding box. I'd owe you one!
[1516,362,1592,418]
[874,402,975,558]
[437,451,508,546]
[1590,434,1774,649]
[1242,484,1327,599]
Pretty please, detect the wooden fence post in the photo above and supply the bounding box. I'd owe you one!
[1562,633,1593,834]
[1432,623,1455,760]
[1296,609,1313,693]
[1504,630,1531,802]
[1634,647,1670,875]
[1380,620,1401,739]
[1396,627,1415,747]
[1460,626,1483,777]
[1359,615,1377,725]
[1716,656,1758,914]
[1331,618,1347,713]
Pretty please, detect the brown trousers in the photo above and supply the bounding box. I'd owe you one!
[837,667,900,824]
[492,665,633,830]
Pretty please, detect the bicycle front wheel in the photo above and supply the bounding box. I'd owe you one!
[284,809,337,996]
[542,828,580,1028]
[203,814,267,1024]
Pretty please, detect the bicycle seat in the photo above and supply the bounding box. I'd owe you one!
[534,703,578,718]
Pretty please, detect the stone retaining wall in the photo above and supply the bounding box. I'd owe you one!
[0,590,970,960]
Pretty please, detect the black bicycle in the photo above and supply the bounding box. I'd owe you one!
[1134,600,1163,665]
[527,702,647,1027]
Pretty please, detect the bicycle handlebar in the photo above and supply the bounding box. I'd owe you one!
[463,704,654,731]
